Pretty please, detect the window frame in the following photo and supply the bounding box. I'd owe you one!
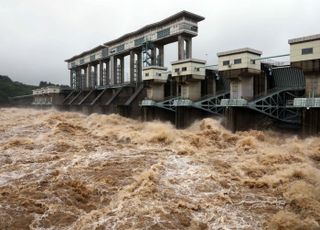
[234,58,242,65]
[301,47,313,55]
[223,60,230,66]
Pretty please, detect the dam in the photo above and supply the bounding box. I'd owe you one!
[16,11,320,135]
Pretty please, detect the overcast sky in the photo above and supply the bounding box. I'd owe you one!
[0,0,319,85]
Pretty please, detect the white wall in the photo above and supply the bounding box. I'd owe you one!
[181,81,201,100]
[147,84,164,101]
[171,61,205,79]
[142,68,168,82]
[218,52,261,71]
[290,40,320,62]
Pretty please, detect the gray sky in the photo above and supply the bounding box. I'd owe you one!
[0,0,319,85]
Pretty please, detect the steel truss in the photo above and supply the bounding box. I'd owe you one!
[247,88,304,123]
[142,41,154,67]
[191,92,230,115]
[141,88,305,124]
[154,97,179,112]
[141,92,230,114]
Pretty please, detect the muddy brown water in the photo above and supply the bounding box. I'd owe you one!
[0,108,319,229]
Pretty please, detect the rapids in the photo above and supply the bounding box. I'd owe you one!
[0,108,319,229]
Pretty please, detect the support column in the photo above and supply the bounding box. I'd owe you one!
[130,51,135,83]
[82,67,87,90]
[76,68,81,89]
[120,57,125,83]
[70,69,73,89]
[85,66,88,89]
[113,57,118,85]
[158,45,164,66]
[86,64,91,89]
[151,47,157,65]
[105,60,110,85]
[109,56,115,85]
[137,52,142,83]
[178,36,192,60]
[99,61,104,86]
[92,64,97,88]
[178,35,185,60]
[186,38,192,59]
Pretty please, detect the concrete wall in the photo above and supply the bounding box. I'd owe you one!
[302,108,320,136]
[218,52,261,71]
[147,84,165,101]
[290,40,320,62]
[305,73,320,96]
[230,80,240,99]
[229,76,253,100]
[181,81,201,100]
[240,76,254,99]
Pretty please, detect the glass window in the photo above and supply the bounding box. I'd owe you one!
[134,37,145,47]
[223,60,230,66]
[234,58,242,64]
[145,73,149,77]
[182,67,187,71]
[301,48,313,55]
[175,68,180,72]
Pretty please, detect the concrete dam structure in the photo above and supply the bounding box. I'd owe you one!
[25,11,320,135]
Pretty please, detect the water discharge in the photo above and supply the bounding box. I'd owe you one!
[0,108,319,229]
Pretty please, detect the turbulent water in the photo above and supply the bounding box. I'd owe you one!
[0,108,319,230]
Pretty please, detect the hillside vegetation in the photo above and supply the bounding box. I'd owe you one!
[0,75,37,104]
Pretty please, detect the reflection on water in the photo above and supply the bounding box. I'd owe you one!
[0,108,319,229]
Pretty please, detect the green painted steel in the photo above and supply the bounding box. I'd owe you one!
[117,44,125,52]
[253,54,289,61]
[157,28,170,39]
[134,37,145,47]
[271,67,305,89]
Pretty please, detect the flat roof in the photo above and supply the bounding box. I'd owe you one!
[143,66,168,71]
[288,34,320,44]
[66,10,205,63]
[217,47,262,57]
[171,58,206,65]
[65,45,106,62]
[104,10,204,47]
